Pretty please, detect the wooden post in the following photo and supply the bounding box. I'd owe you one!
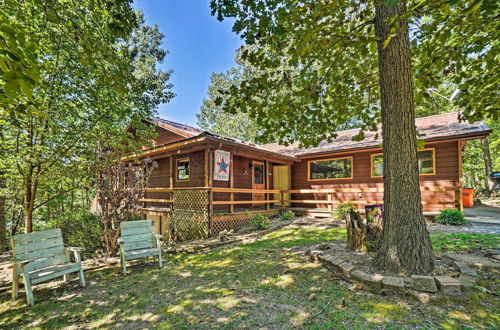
[165,213,172,244]
[327,193,333,212]
[280,191,285,209]
[169,155,173,188]
[169,155,173,210]
[204,149,209,187]
[265,160,270,211]
[208,150,214,236]
[229,153,234,213]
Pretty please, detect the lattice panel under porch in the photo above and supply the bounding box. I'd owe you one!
[172,189,209,241]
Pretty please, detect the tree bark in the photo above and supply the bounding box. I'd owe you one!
[373,0,434,273]
[480,137,496,196]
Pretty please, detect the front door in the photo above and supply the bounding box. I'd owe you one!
[252,161,265,205]
[273,165,290,206]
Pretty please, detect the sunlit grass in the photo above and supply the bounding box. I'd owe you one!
[430,233,499,253]
[0,224,498,328]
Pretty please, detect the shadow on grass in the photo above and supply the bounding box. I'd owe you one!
[1,225,498,328]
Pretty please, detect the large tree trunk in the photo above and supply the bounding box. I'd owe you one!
[481,137,496,196]
[373,0,434,274]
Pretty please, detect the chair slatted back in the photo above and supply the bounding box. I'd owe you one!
[120,220,154,252]
[11,229,67,273]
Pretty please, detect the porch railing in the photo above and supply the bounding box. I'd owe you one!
[139,185,461,213]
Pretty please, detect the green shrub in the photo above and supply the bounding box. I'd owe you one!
[333,202,358,220]
[250,213,270,229]
[435,209,467,226]
[279,210,295,220]
[48,211,103,258]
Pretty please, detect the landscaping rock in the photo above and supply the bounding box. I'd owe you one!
[434,276,461,293]
[337,262,355,277]
[493,254,500,261]
[453,261,478,276]
[309,250,323,262]
[351,270,383,291]
[459,274,477,288]
[447,253,500,270]
[382,276,405,292]
[318,243,331,250]
[319,255,343,271]
[411,275,437,292]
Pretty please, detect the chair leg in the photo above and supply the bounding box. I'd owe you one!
[63,274,69,282]
[121,254,127,275]
[78,267,86,287]
[158,250,163,268]
[11,267,19,300]
[24,276,34,306]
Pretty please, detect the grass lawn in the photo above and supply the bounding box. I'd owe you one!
[430,233,499,253]
[0,225,499,329]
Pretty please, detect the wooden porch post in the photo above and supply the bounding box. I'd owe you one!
[229,153,234,213]
[265,160,270,211]
[168,155,174,242]
[327,193,333,212]
[208,149,214,236]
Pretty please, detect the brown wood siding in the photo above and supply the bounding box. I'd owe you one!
[153,126,187,146]
[291,141,460,212]
[144,157,170,208]
[144,150,206,208]
[173,151,205,187]
[213,154,255,210]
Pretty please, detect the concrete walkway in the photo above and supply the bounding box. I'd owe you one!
[464,205,500,234]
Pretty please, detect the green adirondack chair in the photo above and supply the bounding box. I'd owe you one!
[118,220,163,274]
[11,228,86,305]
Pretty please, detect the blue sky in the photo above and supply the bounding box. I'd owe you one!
[133,0,241,127]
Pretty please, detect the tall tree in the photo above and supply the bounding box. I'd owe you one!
[2,2,173,233]
[373,0,433,272]
[197,67,259,142]
[210,0,497,272]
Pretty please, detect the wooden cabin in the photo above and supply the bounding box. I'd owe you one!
[128,113,491,239]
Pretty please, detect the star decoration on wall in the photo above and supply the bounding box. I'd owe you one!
[217,157,229,173]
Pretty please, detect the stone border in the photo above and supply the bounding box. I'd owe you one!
[306,246,487,297]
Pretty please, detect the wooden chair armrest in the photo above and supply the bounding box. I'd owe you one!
[65,247,83,263]
[66,247,83,252]
[12,259,29,266]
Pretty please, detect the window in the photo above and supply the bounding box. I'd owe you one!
[418,149,435,175]
[371,153,384,177]
[253,164,264,184]
[308,157,353,180]
[370,148,435,177]
[176,157,190,181]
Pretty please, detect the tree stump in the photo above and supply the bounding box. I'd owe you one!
[346,210,383,252]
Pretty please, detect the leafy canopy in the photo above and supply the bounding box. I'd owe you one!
[1,1,173,232]
[197,56,259,142]
[210,0,498,147]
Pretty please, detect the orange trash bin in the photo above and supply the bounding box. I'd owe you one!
[462,188,475,208]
